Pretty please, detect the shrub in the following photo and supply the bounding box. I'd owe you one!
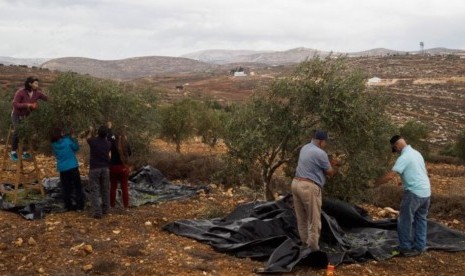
[0,87,13,141]
[430,195,465,219]
[400,120,429,156]
[198,202,228,219]
[455,129,465,162]
[145,150,224,184]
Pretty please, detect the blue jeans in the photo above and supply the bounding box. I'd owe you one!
[397,190,430,251]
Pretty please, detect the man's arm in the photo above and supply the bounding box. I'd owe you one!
[325,159,340,177]
[12,91,30,109]
[374,171,400,186]
[38,90,48,101]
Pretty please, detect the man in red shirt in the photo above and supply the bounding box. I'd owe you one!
[10,76,48,161]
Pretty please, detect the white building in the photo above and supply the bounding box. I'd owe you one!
[234,71,247,77]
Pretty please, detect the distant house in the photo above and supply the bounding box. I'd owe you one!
[234,71,247,77]
[367,77,382,84]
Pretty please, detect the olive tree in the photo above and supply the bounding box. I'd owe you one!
[157,99,227,152]
[224,56,394,201]
[18,72,158,155]
[157,99,199,153]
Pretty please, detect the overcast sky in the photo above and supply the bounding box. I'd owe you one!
[1,0,464,60]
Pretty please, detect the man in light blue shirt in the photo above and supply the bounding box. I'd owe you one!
[375,135,431,257]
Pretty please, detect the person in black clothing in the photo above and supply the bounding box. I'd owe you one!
[87,125,111,219]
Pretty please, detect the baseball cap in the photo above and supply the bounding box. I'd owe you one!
[314,130,328,141]
[390,135,402,152]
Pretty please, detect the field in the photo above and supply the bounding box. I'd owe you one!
[2,55,465,275]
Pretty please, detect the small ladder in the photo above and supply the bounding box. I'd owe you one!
[1,125,44,204]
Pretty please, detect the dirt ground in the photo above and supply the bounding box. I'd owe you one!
[2,142,465,276]
[2,56,465,274]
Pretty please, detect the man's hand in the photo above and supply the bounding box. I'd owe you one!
[330,158,340,167]
[374,171,398,186]
[28,102,38,110]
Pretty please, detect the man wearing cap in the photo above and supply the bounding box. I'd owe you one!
[292,130,339,251]
[375,135,431,257]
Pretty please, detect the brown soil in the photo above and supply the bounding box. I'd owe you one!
[2,55,465,275]
[1,142,465,276]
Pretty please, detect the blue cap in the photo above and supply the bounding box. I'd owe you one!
[314,130,328,141]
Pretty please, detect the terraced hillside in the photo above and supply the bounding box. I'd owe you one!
[2,55,465,149]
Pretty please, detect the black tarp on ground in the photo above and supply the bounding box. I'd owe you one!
[0,165,207,219]
[163,194,465,273]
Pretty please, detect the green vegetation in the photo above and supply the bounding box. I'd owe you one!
[400,120,429,156]
[3,58,448,204]
[0,86,12,139]
[455,129,465,162]
[223,56,395,201]
[14,72,159,156]
[157,99,227,152]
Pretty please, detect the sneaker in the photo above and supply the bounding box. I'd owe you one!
[22,152,32,160]
[9,152,18,161]
[397,248,422,257]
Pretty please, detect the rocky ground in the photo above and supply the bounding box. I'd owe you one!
[1,142,465,276]
[2,55,465,275]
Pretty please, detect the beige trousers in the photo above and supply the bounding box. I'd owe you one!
[291,178,322,250]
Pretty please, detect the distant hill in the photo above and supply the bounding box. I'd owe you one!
[347,47,465,57]
[0,57,51,67]
[229,47,333,65]
[17,47,462,80]
[41,56,219,80]
[181,49,273,64]
[182,47,332,65]
[183,47,465,64]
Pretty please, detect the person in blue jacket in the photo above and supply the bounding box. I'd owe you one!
[51,127,85,211]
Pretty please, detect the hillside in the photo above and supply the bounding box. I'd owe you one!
[0,57,50,67]
[35,47,465,81]
[181,49,271,64]
[0,64,57,92]
[183,47,465,64]
[133,55,465,149]
[41,56,219,81]
[2,55,465,149]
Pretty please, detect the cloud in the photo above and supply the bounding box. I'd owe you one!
[0,0,464,59]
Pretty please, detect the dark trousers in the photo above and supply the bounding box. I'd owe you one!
[110,164,130,208]
[60,167,85,210]
[89,167,110,216]
[11,113,24,151]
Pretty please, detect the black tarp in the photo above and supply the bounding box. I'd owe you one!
[163,194,465,273]
[0,165,207,219]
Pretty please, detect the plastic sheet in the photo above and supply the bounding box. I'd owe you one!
[0,165,207,219]
[164,194,465,273]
